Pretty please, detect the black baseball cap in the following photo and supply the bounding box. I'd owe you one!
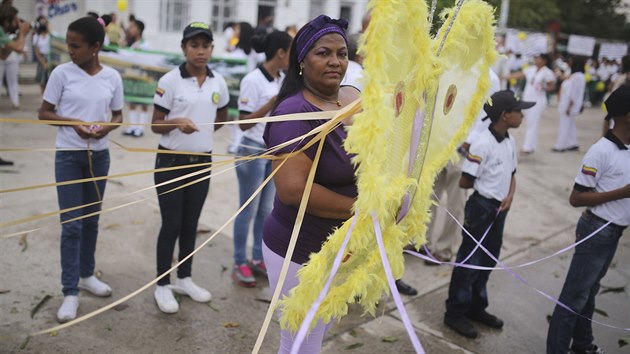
[483,90,536,121]
[182,22,213,42]
[604,84,630,120]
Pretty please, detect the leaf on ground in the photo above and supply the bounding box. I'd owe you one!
[175,335,184,342]
[113,304,128,312]
[207,302,219,312]
[344,343,364,350]
[206,242,214,248]
[0,289,10,295]
[600,285,626,295]
[19,336,31,350]
[382,336,398,343]
[619,338,629,348]
[108,179,124,186]
[594,308,609,317]
[106,325,112,331]
[221,265,228,274]
[349,329,358,337]
[197,227,212,234]
[95,270,103,279]
[237,333,247,339]
[18,233,28,252]
[546,314,552,323]
[173,293,182,304]
[553,271,560,278]
[31,294,52,319]
[131,220,144,225]
[223,322,240,328]
[254,298,271,304]
[104,223,120,230]
[50,331,57,337]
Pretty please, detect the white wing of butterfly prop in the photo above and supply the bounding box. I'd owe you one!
[277,0,498,349]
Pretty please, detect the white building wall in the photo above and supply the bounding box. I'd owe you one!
[21,0,368,55]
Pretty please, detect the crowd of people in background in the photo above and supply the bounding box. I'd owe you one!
[0,2,629,354]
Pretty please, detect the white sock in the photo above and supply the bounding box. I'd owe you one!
[127,109,139,133]
[136,110,148,134]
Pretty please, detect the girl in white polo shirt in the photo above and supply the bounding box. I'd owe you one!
[150,22,229,314]
[231,30,292,287]
[39,16,124,323]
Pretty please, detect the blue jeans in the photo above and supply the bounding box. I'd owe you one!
[233,137,275,265]
[546,213,625,354]
[445,192,507,318]
[55,150,110,296]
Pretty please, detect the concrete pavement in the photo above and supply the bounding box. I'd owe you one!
[0,68,628,353]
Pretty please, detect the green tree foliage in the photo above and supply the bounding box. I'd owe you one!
[430,0,629,40]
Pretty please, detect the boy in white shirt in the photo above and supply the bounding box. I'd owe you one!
[547,85,630,354]
[444,90,535,339]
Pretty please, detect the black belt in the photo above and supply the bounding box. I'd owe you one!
[158,145,212,164]
[584,210,627,231]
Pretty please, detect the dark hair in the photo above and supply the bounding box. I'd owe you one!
[570,56,586,74]
[0,4,17,25]
[237,22,254,54]
[68,16,105,47]
[621,55,630,74]
[86,11,99,18]
[538,53,552,69]
[275,25,310,109]
[223,21,235,31]
[251,30,292,61]
[133,19,145,34]
[101,14,112,26]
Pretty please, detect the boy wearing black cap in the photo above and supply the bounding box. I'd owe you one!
[547,85,630,354]
[444,90,535,339]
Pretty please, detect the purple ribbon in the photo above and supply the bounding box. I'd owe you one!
[372,212,425,354]
[290,215,358,354]
[411,204,630,331]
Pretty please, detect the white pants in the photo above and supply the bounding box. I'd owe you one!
[263,243,332,354]
[0,58,19,107]
[553,113,578,150]
[425,162,465,258]
[521,99,546,152]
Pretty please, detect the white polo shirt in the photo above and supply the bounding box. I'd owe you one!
[238,65,284,145]
[461,126,517,202]
[43,62,124,151]
[154,64,229,152]
[341,60,364,91]
[574,131,630,226]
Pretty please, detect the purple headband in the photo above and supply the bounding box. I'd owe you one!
[296,15,348,63]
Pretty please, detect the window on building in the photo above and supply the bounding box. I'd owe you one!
[211,0,236,33]
[160,0,190,33]
[309,0,325,22]
[340,4,352,22]
[257,0,277,29]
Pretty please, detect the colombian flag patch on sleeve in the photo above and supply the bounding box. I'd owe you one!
[155,87,165,97]
[466,152,482,164]
[581,165,597,177]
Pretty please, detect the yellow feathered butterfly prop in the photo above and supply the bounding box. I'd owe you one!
[278,0,497,341]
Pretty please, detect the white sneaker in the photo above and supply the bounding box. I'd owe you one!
[172,277,212,303]
[78,275,112,297]
[57,295,79,323]
[154,285,179,314]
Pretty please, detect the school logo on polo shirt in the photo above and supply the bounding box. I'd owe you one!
[581,164,597,177]
[212,92,220,104]
[156,87,165,97]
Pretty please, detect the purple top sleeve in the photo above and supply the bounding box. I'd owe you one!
[262,91,357,264]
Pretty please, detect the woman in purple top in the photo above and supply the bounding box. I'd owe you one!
[262,15,360,354]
